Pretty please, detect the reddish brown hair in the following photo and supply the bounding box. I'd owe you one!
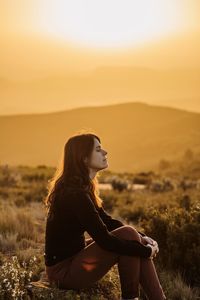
[43,130,103,217]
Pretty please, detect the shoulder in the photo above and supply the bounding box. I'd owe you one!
[64,188,91,202]
[63,186,86,197]
[57,187,87,207]
[73,191,99,212]
[63,188,98,210]
[74,190,91,202]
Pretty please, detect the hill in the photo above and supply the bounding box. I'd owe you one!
[1,102,200,172]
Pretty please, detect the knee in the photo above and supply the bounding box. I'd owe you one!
[113,225,141,242]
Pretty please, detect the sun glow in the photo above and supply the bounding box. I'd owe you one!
[34,0,186,49]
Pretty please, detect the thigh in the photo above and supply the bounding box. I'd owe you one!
[61,239,119,289]
[61,225,141,289]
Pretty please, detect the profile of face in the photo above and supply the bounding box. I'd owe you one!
[85,137,108,172]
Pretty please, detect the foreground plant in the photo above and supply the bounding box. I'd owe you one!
[0,255,37,299]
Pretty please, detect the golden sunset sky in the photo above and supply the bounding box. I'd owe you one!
[0,0,200,115]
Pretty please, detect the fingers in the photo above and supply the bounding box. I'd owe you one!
[150,239,159,251]
[147,243,159,259]
[145,236,157,246]
[143,236,153,244]
[145,237,160,259]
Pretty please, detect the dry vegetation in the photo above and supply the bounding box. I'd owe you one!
[0,150,200,299]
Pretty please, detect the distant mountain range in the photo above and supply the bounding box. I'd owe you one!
[0,66,200,115]
[1,102,200,172]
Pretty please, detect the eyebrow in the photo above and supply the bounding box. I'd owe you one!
[96,145,101,149]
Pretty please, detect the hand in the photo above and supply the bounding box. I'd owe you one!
[142,236,157,246]
[146,242,159,259]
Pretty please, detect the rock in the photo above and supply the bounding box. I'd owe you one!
[25,271,77,299]
[25,266,120,300]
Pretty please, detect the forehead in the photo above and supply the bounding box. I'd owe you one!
[94,138,101,147]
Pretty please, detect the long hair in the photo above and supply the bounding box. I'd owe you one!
[43,131,103,218]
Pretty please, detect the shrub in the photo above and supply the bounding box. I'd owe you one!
[143,206,200,286]
[111,178,128,192]
[0,255,37,299]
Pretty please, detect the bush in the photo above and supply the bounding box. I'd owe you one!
[111,178,128,192]
[0,255,37,299]
[142,206,200,286]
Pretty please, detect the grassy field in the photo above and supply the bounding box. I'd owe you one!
[0,154,200,299]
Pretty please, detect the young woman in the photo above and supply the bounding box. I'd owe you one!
[43,132,167,300]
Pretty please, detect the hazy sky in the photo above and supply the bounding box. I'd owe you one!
[1,0,200,44]
[0,0,200,115]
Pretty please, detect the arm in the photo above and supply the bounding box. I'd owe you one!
[98,205,125,231]
[99,205,147,237]
[71,191,152,258]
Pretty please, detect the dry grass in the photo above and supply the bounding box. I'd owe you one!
[0,164,200,299]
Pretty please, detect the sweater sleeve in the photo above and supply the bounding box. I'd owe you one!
[98,205,125,231]
[99,205,147,238]
[72,191,152,258]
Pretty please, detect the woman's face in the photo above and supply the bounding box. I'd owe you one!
[86,137,108,171]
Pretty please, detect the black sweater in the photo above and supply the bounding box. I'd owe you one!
[44,190,151,266]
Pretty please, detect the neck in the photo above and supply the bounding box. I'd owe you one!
[89,168,97,180]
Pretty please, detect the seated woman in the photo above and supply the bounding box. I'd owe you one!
[43,131,166,300]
